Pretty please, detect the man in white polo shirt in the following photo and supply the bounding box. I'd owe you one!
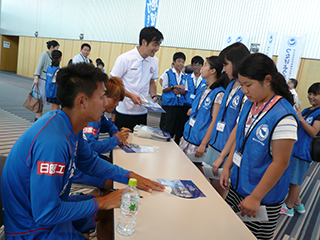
[72,43,91,64]
[110,27,164,130]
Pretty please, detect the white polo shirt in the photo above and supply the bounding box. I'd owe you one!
[190,72,203,89]
[72,53,90,64]
[110,46,159,115]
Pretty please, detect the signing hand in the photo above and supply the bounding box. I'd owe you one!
[115,128,130,144]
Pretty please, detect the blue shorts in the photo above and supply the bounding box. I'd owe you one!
[290,156,311,186]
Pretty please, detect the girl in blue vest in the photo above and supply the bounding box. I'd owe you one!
[45,50,62,111]
[280,82,320,217]
[202,43,249,198]
[220,53,298,240]
[179,56,229,167]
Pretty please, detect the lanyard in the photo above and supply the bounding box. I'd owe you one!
[239,94,276,152]
[193,88,212,118]
[80,53,87,63]
[221,81,241,122]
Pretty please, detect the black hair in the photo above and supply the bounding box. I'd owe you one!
[223,42,250,79]
[139,27,163,46]
[191,56,204,65]
[206,56,229,90]
[51,50,62,67]
[308,83,320,95]
[289,78,298,88]
[96,58,105,67]
[81,43,91,50]
[238,53,294,105]
[46,40,59,50]
[173,52,186,62]
[68,59,73,66]
[184,65,193,74]
[56,63,108,108]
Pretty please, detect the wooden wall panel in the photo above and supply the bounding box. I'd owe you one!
[16,37,320,103]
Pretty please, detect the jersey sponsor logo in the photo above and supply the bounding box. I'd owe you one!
[37,161,65,176]
[256,124,269,142]
[83,127,98,136]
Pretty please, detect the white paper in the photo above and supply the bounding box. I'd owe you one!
[187,153,205,163]
[236,205,269,222]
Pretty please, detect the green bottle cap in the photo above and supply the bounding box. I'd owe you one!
[128,178,137,187]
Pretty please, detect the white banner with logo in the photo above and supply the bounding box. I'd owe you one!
[277,35,306,82]
[222,33,250,49]
[264,32,278,58]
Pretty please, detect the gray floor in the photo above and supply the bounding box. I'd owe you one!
[0,71,319,240]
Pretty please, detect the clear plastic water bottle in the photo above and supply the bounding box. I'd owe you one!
[116,178,140,236]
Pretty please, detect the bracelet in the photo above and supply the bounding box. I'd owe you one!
[170,85,174,90]
[152,95,157,99]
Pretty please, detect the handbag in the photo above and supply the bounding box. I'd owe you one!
[23,84,43,113]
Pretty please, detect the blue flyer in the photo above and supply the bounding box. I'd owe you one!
[139,94,166,113]
[157,179,206,198]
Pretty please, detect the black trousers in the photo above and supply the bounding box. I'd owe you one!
[161,105,189,144]
[115,111,147,131]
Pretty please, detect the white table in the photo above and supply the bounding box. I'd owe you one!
[113,134,256,240]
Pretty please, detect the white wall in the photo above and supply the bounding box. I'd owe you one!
[1,0,320,59]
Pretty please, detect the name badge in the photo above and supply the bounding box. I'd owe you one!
[176,94,181,98]
[190,94,196,99]
[216,121,226,132]
[189,118,196,127]
[233,150,242,167]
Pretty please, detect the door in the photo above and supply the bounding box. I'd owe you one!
[0,35,19,72]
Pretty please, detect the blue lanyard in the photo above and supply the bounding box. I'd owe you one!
[239,94,276,152]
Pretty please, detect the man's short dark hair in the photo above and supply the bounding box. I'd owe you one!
[139,27,163,46]
[191,56,204,65]
[289,78,298,88]
[173,52,186,62]
[56,63,108,108]
[81,43,91,50]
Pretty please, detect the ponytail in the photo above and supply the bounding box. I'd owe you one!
[272,72,294,105]
[206,56,230,90]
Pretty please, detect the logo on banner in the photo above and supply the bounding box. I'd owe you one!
[227,36,232,43]
[288,37,297,47]
[236,36,243,42]
[269,35,273,43]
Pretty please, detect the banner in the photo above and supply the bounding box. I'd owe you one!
[145,0,159,27]
[222,33,250,49]
[277,35,306,82]
[264,32,278,58]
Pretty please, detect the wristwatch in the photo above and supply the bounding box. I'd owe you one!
[152,95,157,99]
[170,85,174,90]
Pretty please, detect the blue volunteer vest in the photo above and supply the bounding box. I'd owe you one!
[183,86,225,146]
[231,98,297,205]
[209,80,245,151]
[184,74,207,107]
[162,69,187,106]
[45,65,60,98]
[293,107,320,162]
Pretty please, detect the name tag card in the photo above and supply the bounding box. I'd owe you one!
[216,121,226,132]
[190,94,196,99]
[233,150,242,167]
[189,118,196,127]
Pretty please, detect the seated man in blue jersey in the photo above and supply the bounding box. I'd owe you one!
[1,63,164,240]
[72,76,130,190]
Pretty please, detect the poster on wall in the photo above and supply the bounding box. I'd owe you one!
[3,41,10,49]
[276,35,306,82]
[264,32,278,58]
[145,0,160,27]
[222,33,250,49]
